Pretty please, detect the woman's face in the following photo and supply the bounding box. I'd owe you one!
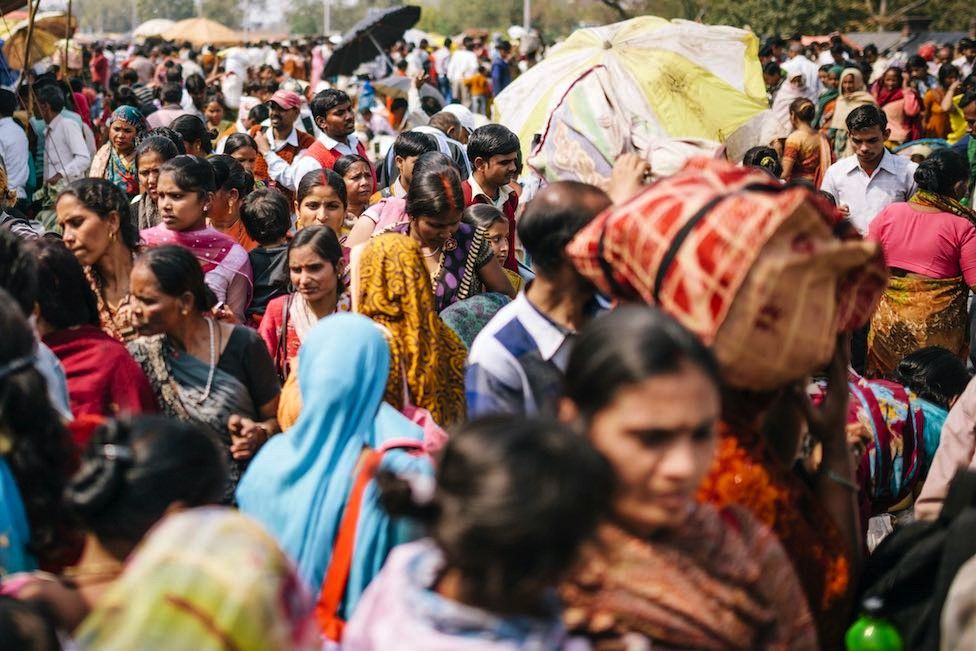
[826,72,840,90]
[109,120,138,155]
[485,219,509,266]
[56,194,118,267]
[883,69,901,91]
[841,74,856,94]
[229,146,258,175]
[944,73,960,89]
[289,244,340,305]
[208,187,239,226]
[137,151,165,200]
[204,100,224,126]
[412,209,462,250]
[129,262,190,336]
[295,184,346,232]
[156,171,210,232]
[342,162,373,210]
[570,363,721,537]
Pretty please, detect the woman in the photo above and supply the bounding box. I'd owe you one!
[871,66,922,145]
[295,168,350,236]
[127,245,279,501]
[814,65,841,129]
[373,153,514,311]
[1,416,226,636]
[57,179,140,342]
[203,93,232,136]
[462,203,524,293]
[566,158,888,647]
[259,226,348,382]
[334,154,374,221]
[770,70,816,145]
[923,64,960,139]
[867,149,976,374]
[140,156,253,323]
[237,314,431,620]
[132,135,179,230]
[30,238,157,420]
[170,114,213,158]
[829,67,877,157]
[0,290,74,574]
[207,154,257,251]
[347,416,611,650]
[559,306,818,650]
[75,508,320,651]
[356,233,468,428]
[223,132,260,177]
[88,106,147,198]
[781,98,833,185]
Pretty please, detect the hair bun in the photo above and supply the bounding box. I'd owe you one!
[64,421,133,517]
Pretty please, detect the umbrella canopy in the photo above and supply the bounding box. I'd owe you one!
[133,18,175,39]
[162,17,240,47]
[494,17,768,184]
[322,5,421,78]
[372,74,445,105]
[30,11,76,39]
[3,25,57,70]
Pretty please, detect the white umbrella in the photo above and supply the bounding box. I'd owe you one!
[133,19,175,39]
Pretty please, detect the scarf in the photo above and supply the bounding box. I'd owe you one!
[355,233,467,427]
[830,69,877,131]
[136,194,160,230]
[814,87,840,128]
[910,189,976,225]
[872,67,906,107]
[288,292,319,343]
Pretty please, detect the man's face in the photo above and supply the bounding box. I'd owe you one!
[964,101,976,138]
[477,151,519,188]
[938,47,953,64]
[319,101,355,138]
[269,103,299,132]
[965,46,976,62]
[850,126,888,167]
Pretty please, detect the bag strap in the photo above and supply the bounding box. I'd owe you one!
[273,294,292,383]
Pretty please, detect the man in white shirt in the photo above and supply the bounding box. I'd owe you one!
[820,104,917,235]
[36,85,90,186]
[433,38,453,102]
[0,90,29,202]
[447,38,479,110]
[953,38,976,79]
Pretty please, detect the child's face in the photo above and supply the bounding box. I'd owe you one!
[485,220,509,265]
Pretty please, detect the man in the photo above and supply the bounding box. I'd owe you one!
[376,115,470,189]
[126,47,154,85]
[89,46,110,89]
[465,182,612,417]
[863,44,888,84]
[462,124,520,270]
[0,89,30,205]
[371,130,438,202]
[146,83,190,129]
[36,84,90,187]
[447,38,479,110]
[433,38,453,102]
[440,103,475,144]
[121,68,155,113]
[820,105,918,236]
[258,89,371,192]
[953,38,976,79]
[251,90,315,201]
[782,41,820,95]
[182,73,208,121]
[491,41,513,96]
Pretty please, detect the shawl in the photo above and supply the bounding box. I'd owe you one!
[236,315,431,618]
[910,189,976,226]
[440,292,512,349]
[830,68,877,131]
[355,233,467,426]
[872,67,905,107]
[133,194,160,230]
[75,508,320,651]
[561,507,818,651]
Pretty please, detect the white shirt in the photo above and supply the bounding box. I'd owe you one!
[447,49,478,83]
[433,47,451,75]
[0,116,30,198]
[820,149,918,235]
[43,113,91,183]
[953,56,975,79]
[467,173,513,211]
[264,133,359,191]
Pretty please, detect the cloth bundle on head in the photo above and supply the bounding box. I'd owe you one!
[566,158,887,390]
[75,507,319,651]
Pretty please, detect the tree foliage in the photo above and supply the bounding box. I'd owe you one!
[202,0,243,30]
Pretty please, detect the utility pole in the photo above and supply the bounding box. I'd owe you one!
[323,0,331,36]
[523,0,530,30]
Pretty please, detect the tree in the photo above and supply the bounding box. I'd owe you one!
[202,0,243,29]
[135,0,195,24]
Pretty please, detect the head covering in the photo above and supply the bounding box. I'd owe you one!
[441,103,476,134]
[566,158,887,391]
[268,89,302,110]
[871,66,906,107]
[440,292,512,348]
[109,105,149,142]
[356,234,467,426]
[75,508,319,651]
[829,68,877,130]
[236,314,431,617]
[814,66,844,127]
[771,73,815,137]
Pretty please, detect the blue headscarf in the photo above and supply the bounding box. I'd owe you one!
[236,313,430,618]
[110,105,149,143]
[0,457,35,576]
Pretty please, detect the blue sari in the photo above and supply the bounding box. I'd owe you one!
[0,457,35,576]
[236,313,431,618]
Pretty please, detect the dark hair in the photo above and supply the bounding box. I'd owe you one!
[962,91,976,110]
[517,181,610,276]
[146,127,186,155]
[393,130,438,159]
[310,88,351,119]
[742,146,783,177]
[0,596,61,651]
[57,178,139,251]
[762,61,782,77]
[223,132,258,157]
[0,288,72,562]
[297,168,346,207]
[135,136,180,178]
[111,85,141,111]
[390,97,408,113]
[65,416,226,553]
[378,416,612,613]
[863,43,879,56]
[35,84,65,113]
[846,104,888,133]
[564,305,720,419]
[333,154,372,180]
[120,68,138,85]
[159,155,216,198]
[790,97,816,123]
[160,83,182,105]
[208,154,254,197]
[0,89,16,117]
[137,244,214,312]
[405,152,463,220]
[0,228,38,313]
[467,124,520,164]
[241,188,291,245]
[288,225,343,275]
[247,103,270,125]
[463,203,506,230]
[893,346,972,409]
[184,73,207,95]
[29,238,99,329]
[171,114,214,155]
[913,149,970,196]
[939,63,961,88]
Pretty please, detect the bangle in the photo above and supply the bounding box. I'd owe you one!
[825,470,858,492]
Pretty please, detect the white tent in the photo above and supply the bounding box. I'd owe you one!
[133,18,175,39]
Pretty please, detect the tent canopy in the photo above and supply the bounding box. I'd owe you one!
[162,17,241,47]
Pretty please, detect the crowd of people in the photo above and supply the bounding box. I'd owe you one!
[1,24,976,651]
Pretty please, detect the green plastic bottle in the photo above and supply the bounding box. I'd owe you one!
[845,597,904,651]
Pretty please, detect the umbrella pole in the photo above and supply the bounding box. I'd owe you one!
[367,32,395,72]
[21,0,40,113]
[63,0,72,80]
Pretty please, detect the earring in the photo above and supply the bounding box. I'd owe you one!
[181,308,189,315]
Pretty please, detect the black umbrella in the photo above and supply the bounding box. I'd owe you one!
[322,5,421,78]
